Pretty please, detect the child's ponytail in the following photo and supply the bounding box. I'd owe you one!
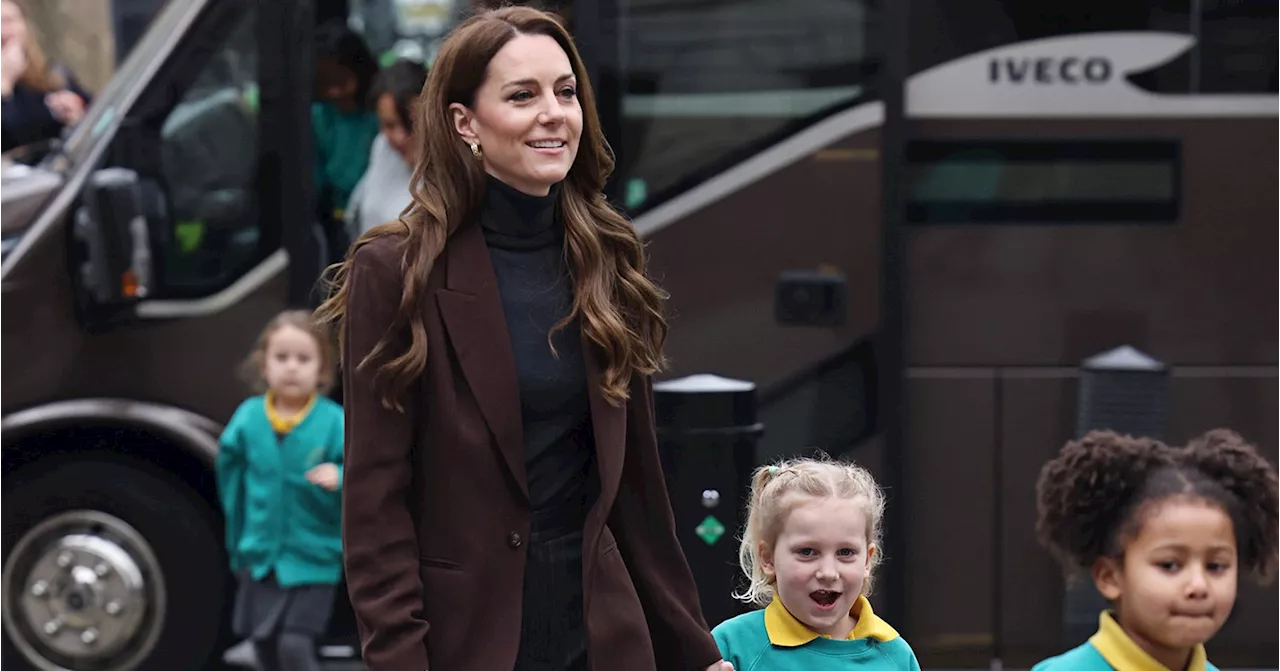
[735,464,785,606]
[1180,430,1279,582]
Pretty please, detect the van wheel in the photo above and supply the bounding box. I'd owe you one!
[2,457,227,671]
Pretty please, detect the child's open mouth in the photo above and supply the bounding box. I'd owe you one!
[810,590,842,610]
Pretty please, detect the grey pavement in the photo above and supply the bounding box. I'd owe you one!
[221,640,366,670]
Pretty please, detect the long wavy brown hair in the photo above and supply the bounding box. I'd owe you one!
[5,0,68,93]
[315,6,667,410]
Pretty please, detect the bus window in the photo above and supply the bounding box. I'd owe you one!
[348,0,476,67]
[910,0,1174,75]
[911,0,1277,94]
[905,140,1181,223]
[1195,0,1277,93]
[613,0,879,212]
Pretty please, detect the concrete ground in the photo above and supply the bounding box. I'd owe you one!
[221,640,365,670]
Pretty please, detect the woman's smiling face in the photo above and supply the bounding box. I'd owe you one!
[450,32,583,196]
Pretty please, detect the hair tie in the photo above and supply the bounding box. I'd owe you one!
[767,466,779,475]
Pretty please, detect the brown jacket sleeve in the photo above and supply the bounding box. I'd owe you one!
[608,375,724,670]
[342,241,431,671]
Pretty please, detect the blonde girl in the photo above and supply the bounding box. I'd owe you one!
[712,456,920,671]
[216,310,345,671]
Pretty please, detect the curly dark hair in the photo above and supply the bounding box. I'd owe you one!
[1035,429,1279,584]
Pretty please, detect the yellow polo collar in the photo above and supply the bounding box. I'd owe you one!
[765,594,900,647]
[264,392,317,434]
[1090,611,1208,671]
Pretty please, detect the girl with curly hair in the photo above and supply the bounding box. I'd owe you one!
[1032,429,1278,671]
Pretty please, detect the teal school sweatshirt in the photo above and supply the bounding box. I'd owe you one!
[713,596,921,671]
[216,395,345,587]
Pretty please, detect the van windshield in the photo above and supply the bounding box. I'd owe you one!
[58,0,201,168]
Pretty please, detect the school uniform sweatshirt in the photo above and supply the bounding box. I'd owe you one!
[713,595,920,671]
[312,101,379,214]
[216,395,346,587]
[1032,612,1218,671]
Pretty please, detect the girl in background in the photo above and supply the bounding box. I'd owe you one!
[1032,430,1278,671]
[312,20,379,262]
[217,310,345,671]
[345,58,427,239]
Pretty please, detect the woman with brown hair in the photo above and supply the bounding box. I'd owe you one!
[1,0,90,152]
[315,6,731,671]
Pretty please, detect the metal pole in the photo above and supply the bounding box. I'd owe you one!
[1063,345,1170,646]
[878,0,911,630]
[653,374,764,627]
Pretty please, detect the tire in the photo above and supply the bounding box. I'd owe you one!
[2,455,229,671]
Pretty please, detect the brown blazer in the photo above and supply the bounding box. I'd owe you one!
[341,221,723,671]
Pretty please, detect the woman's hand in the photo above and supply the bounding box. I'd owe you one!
[705,661,735,671]
[306,462,341,491]
[45,89,86,126]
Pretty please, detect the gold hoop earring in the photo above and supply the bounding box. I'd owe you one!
[469,142,482,159]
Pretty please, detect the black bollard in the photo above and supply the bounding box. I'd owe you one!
[653,374,765,628]
[1063,346,1170,646]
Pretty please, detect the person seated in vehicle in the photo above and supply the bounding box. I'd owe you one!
[1,0,91,153]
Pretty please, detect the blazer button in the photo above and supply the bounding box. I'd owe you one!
[508,532,522,549]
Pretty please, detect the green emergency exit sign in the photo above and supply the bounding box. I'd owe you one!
[695,515,726,546]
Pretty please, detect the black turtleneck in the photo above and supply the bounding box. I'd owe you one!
[480,176,597,524]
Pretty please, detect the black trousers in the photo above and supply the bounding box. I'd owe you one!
[514,510,589,671]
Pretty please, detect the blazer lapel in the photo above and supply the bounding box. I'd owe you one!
[435,222,528,502]
[585,351,627,507]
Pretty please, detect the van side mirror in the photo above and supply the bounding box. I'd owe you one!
[72,168,154,307]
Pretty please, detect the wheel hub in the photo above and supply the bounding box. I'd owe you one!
[3,511,166,671]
